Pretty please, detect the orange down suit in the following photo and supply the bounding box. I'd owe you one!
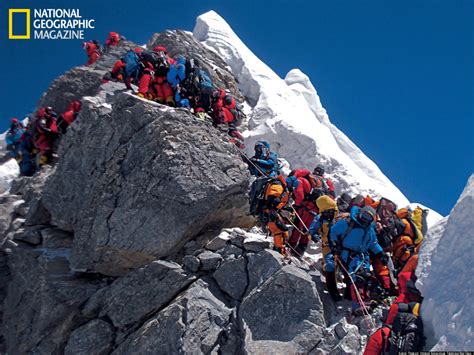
[393,207,424,267]
[263,177,289,253]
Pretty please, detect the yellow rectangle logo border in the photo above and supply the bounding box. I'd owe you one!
[9,9,30,40]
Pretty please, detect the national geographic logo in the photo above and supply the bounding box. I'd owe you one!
[8,8,95,40]
[9,9,30,39]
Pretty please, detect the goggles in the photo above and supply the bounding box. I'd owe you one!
[358,210,375,224]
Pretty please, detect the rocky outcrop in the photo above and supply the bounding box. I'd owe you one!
[37,40,137,113]
[41,93,252,276]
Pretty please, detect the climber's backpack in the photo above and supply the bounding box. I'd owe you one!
[184,58,214,95]
[249,176,275,216]
[376,198,405,249]
[229,102,246,128]
[383,302,424,354]
[141,50,169,74]
[123,50,141,79]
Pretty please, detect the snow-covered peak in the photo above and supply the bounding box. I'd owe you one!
[194,11,413,208]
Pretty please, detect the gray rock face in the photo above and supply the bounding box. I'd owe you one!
[213,256,248,300]
[12,226,43,245]
[0,195,20,241]
[240,265,326,352]
[83,260,196,331]
[2,245,101,354]
[246,249,285,295]
[42,94,252,276]
[37,40,137,114]
[64,319,115,355]
[114,279,232,354]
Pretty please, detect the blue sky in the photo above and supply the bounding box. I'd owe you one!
[1,0,472,215]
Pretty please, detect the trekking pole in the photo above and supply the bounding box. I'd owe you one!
[237,148,268,177]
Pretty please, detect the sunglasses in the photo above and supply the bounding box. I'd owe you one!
[321,209,335,219]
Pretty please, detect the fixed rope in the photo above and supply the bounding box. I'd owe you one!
[336,257,377,332]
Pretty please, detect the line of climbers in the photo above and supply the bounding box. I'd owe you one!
[83,31,123,66]
[4,31,425,353]
[101,44,246,148]
[1,100,82,176]
[247,141,427,354]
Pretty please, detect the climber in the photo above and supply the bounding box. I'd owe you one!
[350,268,387,315]
[104,31,121,49]
[57,100,82,134]
[392,207,424,270]
[327,206,386,299]
[211,89,236,124]
[313,164,335,198]
[83,40,101,66]
[372,197,406,292]
[259,175,291,254]
[137,46,174,105]
[287,169,318,256]
[109,48,143,89]
[309,195,341,300]
[179,58,214,115]
[150,46,175,105]
[3,118,25,162]
[386,279,423,325]
[18,129,37,176]
[167,56,190,108]
[247,141,279,177]
[32,107,59,166]
[210,89,246,147]
[365,283,424,354]
[363,326,391,355]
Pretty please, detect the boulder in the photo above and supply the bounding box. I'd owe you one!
[182,255,200,272]
[12,226,43,245]
[197,250,223,271]
[213,257,248,300]
[240,265,326,352]
[42,94,253,275]
[246,249,285,295]
[82,260,196,331]
[243,235,271,252]
[205,230,230,251]
[64,319,115,355]
[113,279,232,354]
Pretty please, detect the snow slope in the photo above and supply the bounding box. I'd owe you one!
[193,11,412,208]
[0,132,19,193]
[416,175,473,351]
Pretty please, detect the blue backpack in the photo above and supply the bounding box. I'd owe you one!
[123,50,141,79]
[196,68,213,94]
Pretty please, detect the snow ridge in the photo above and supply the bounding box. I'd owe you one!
[416,175,474,351]
[193,10,411,208]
